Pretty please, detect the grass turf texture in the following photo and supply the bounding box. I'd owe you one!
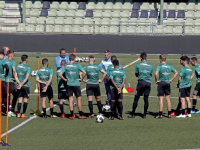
[1,53,200,150]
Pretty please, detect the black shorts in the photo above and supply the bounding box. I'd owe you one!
[135,80,151,97]
[179,86,191,98]
[111,87,123,100]
[157,81,171,96]
[9,82,17,94]
[40,84,53,99]
[193,83,200,97]
[86,84,101,97]
[67,86,81,97]
[1,81,7,94]
[58,91,68,100]
[18,86,30,99]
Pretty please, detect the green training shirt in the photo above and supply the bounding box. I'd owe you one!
[109,68,126,90]
[57,67,66,91]
[179,66,193,89]
[156,63,176,83]
[5,59,16,83]
[83,63,103,84]
[61,62,82,86]
[15,63,31,87]
[0,58,7,81]
[135,61,153,83]
[107,64,124,77]
[36,66,53,86]
[195,64,200,84]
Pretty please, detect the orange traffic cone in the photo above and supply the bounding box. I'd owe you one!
[127,83,134,93]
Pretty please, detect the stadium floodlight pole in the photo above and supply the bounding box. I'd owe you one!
[22,0,26,23]
[160,0,164,25]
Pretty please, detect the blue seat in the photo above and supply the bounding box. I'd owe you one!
[130,10,139,18]
[132,2,140,10]
[167,10,176,18]
[42,1,50,9]
[40,9,48,17]
[177,10,185,18]
[149,10,158,18]
[78,2,86,10]
[140,10,148,18]
[158,10,166,18]
[85,10,93,18]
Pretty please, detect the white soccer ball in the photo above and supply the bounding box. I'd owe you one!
[85,57,89,62]
[96,114,104,123]
[75,57,80,62]
[103,104,110,111]
[31,70,37,76]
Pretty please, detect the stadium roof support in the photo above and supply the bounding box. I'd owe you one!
[160,0,163,24]
[22,0,26,23]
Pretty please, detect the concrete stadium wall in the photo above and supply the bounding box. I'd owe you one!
[0,34,199,54]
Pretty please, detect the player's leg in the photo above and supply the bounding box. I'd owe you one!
[177,88,186,118]
[59,98,64,117]
[94,84,102,115]
[42,97,47,118]
[165,95,172,118]
[11,92,18,113]
[191,84,200,113]
[109,87,116,120]
[155,82,164,118]
[1,81,7,113]
[104,78,111,104]
[143,82,151,118]
[118,91,124,120]
[17,97,23,118]
[67,86,75,119]
[21,86,30,118]
[86,84,94,117]
[47,86,56,118]
[21,98,29,118]
[185,87,192,117]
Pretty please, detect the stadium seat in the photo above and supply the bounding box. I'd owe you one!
[76,10,85,18]
[104,10,112,18]
[65,17,73,25]
[195,11,200,18]
[101,18,110,26]
[93,18,101,25]
[99,26,109,34]
[51,2,59,10]
[40,9,48,17]
[56,17,64,25]
[112,10,121,18]
[4,18,19,24]
[184,26,193,35]
[154,25,164,34]
[194,26,200,34]
[127,26,136,34]
[69,2,77,10]
[0,1,5,9]
[121,10,130,18]
[140,10,148,18]
[165,26,174,34]
[178,3,186,10]
[174,26,183,34]
[196,3,200,11]
[109,26,119,34]
[74,17,83,25]
[186,11,195,18]
[85,10,93,18]
[177,10,185,18]
[17,24,26,32]
[78,2,86,10]
[35,25,44,33]
[42,1,51,9]
[129,18,137,26]
[26,24,35,33]
[110,18,119,26]
[46,17,55,25]
[49,9,57,17]
[167,18,175,26]
[141,2,149,10]
[67,10,76,17]
[121,18,129,26]
[132,2,140,10]
[82,25,90,34]
[33,1,41,9]
[87,2,95,10]
[25,1,32,9]
[94,10,103,18]
[146,26,152,34]
[176,18,184,26]
[159,3,168,10]
[60,2,68,10]
[26,9,31,16]
[2,27,16,33]
[105,2,113,10]
[71,25,81,33]
[148,18,156,23]
[83,18,92,25]
[138,18,146,26]
[187,3,195,11]
[185,18,194,26]
[91,26,99,34]
[136,26,146,34]
[168,2,177,10]
[63,25,71,33]
[46,25,54,33]
[123,3,131,10]
[54,25,63,33]
[28,17,37,24]
[195,18,200,26]
[0,9,3,16]
[120,26,127,34]
[57,10,66,17]
[114,3,122,10]
[131,10,139,18]
[38,17,46,25]
[149,10,158,18]
[150,3,159,10]
[96,3,104,10]
[31,9,39,17]
[168,10,176,18]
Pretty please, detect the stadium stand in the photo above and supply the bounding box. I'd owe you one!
[0,0,200,35]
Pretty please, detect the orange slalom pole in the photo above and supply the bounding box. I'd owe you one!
[0,79,2,144]
[37,60,39,110]
[6,81,9,145]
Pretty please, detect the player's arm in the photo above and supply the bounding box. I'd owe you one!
[59,72,67,82]
[100,69,107,83]
[155,71,159,83]
[191,72,195,80]
[3,64,9,77]
[12,66,16,81]
[80,69,86,81]
[135,64,139,77]
[55,56,60,70]
[36,77,46,84]
[14,72,20,84]
[170,70,178,83]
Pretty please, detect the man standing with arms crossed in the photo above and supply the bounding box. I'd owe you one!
[99,50,112,104]
[128,52,153,119]
[154,54,178,118]
[82,55,107,118]
[59,54,86,119]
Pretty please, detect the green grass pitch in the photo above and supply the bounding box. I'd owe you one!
[1,53,200,150]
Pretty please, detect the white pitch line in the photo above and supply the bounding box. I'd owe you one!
[1,58,139,138]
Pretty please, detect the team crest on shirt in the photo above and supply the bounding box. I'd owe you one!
[89,72,97,75]
[186,69,192,71]
[40,69,48,71]
[162,72,170,75]
[40,75,49,79]
[18,65,25,68]
[18,72,24,75]
[88,66,97,69]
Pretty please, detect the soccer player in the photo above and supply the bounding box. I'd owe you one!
[190,57,200,114]
[99,50,112,104]
[0,52,9,112]
[36,58,56,118]
[2,46,10,60]
[55,48,70,70]
[82,55,107,118]
[176,56,193,118]
[5,50,18,117]
[57,60,68,118]
[15,55,31,118]
[128,52,153,119]
[59,54,86,119]
[109,60,126,120]
[154,54,178,118]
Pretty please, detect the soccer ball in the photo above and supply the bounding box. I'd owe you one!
[75,57,80,62]
[31,70,37,76]
[103,104,110,111]
[85,57,89,62]
[96,115,104,123]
